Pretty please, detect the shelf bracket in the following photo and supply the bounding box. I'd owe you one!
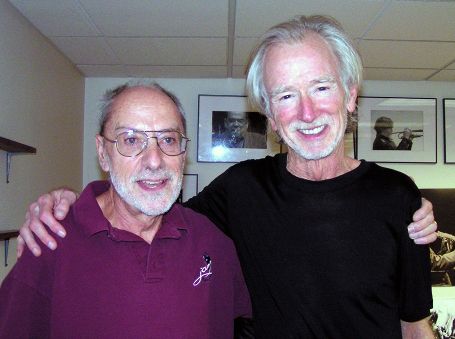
[4,239,10,267]
[0,231,19,267]
[6,152,12,184]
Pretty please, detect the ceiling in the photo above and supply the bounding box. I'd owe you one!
[8,0,455,81]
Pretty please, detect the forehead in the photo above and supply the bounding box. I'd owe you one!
[263,34,340,90]
[108,87,183,131]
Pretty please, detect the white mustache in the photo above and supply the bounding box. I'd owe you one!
[131,168,174,182]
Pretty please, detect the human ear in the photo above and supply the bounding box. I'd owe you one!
[268,117,277,132]
[95,135,110,172]
[346,86,359,113]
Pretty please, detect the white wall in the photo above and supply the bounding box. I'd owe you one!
[84,78,455,191]
[0,0,84,280]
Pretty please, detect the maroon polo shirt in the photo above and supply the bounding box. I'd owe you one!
[0,181,251,338]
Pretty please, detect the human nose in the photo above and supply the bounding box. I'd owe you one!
[298,95,317,122]
[140,137,164,169]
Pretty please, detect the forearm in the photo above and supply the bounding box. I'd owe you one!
[400,317,434,339]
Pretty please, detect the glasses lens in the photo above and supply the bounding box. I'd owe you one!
[117,131,146,156]
[157,131,185,155]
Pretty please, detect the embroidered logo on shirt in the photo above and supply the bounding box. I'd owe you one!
[193,253,212,286]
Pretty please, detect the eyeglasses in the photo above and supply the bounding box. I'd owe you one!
[103,130,190,157]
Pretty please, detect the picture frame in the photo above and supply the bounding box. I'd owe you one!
[178,174,198,203]
[355,96,437,163]
[431,295,455,339]
[420,189,455,287]
[197,95,281,163]
[443,98,455,164]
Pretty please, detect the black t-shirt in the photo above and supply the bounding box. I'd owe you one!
[186,154,432,338]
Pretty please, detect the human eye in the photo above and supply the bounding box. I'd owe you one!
[120,132,142,147]
[159,132,179,146]
[316,85,330,92]
[279,94,293,101]
[272,92,295,103]
[312,80,337,96]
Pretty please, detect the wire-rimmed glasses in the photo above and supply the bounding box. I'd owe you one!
[103,130,190,157]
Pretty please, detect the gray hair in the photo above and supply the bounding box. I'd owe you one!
[99,81,187,135]
[246,15,363,124]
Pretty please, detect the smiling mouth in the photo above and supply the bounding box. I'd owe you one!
[299,125,325,135]
[138,179,167,188]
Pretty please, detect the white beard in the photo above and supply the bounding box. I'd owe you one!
[107,157,184,216]
[280,114,347,160]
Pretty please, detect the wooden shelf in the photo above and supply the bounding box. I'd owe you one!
[0,136,36,154]
[0,230,19,241]
[0,136,36,183]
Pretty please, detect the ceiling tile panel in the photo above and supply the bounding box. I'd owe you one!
[51,37,119,64]
[77,64,129,77]
[107,37,226,65]
[427,70,455,81]
[7,0,455,80]
[363,68,436,81]
[79,0,228,37]
[125,65,228,78]
[359,40,455,69]
[232,65,248,78]
[235,0,385,38]
[366,1,455,41]
[9,0,100,36]
[233,37,259,65]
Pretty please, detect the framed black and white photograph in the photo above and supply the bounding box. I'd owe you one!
[356,96,437,163]
[443,98,455,164]
[345,132,357,159]
[431,296,455,339]
[197,95,280,163]
[420,189,455,288]
[177,174,198,203]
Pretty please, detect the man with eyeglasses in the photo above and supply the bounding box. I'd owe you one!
[0,82,252,338]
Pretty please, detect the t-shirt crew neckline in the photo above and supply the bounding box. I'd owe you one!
[276,153,370,193]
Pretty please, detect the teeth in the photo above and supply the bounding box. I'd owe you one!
[300,125,324,135]
[141,180,163,187]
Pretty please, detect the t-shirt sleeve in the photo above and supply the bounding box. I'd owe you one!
[398,185,433,322]
[184,169,232,236]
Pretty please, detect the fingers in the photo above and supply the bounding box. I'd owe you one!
[38,194,66,238]
[17,189,74,258]
[409,221,438,245]
[52,189,76,221]
[19,205,43,257]
[25,200,59,255]
[16,235,25,258]
[413,231,438,245]
[412,198,433,223]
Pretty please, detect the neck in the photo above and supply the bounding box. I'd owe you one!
[96,188,163,244]
[286,146,360,181]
